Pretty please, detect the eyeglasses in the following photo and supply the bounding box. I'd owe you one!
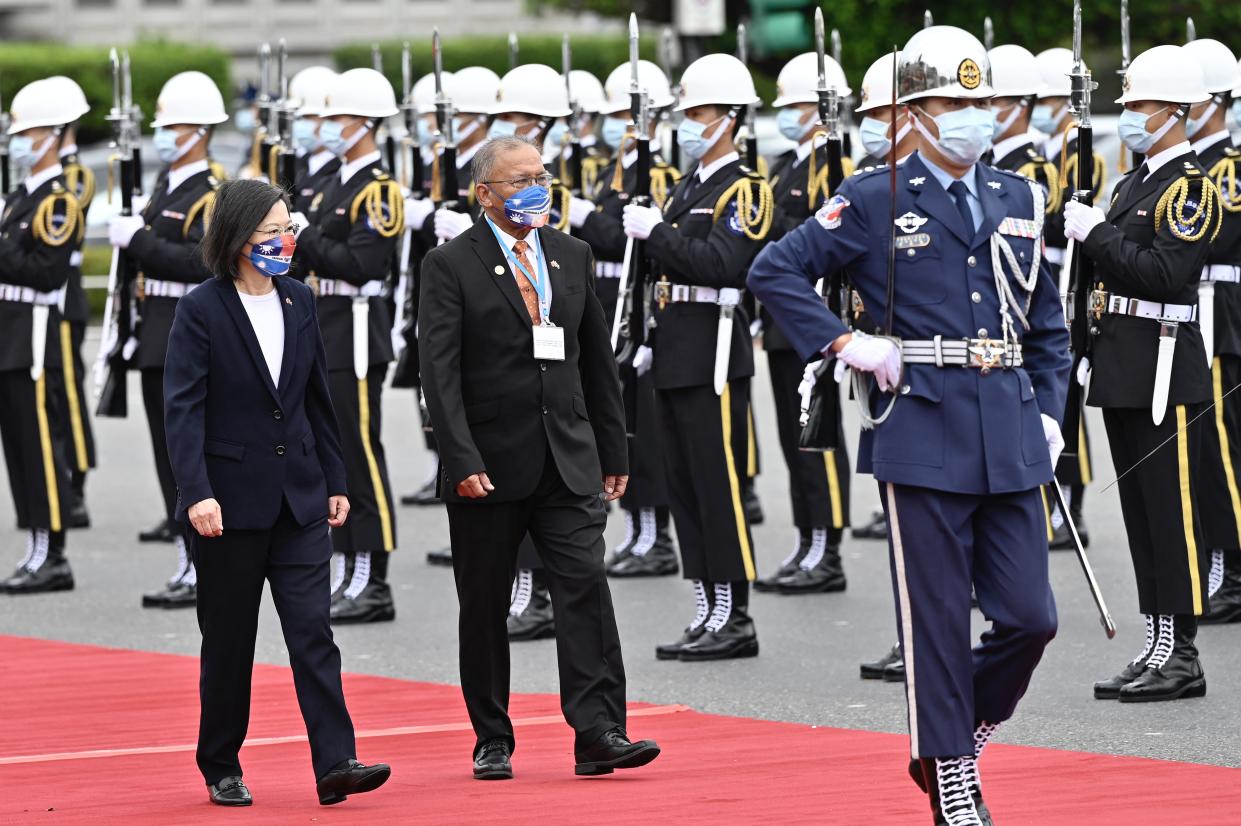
[253,223,299,240]
[482,173,553,191]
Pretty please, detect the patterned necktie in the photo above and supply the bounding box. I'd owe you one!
[511,239,542,325]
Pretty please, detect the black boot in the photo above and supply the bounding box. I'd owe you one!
[331,581,396,624]
[657,582,710,659]
[425,546,453,566]
[1094,614,1154,699]
[605,508,640,570]
[1119,615,1206,702]
[330,553,354,605]
[3,531,74,594]
[777,529,847,594]
[507,570,555,641]
[66,472,90,529]
[1202,550,1241,624]
[851,507,888,540]
[138,518,177,543]
[742,483,764,525]
[755,530,808,592]
[143,535,194,607]
[679,583,758,661]
[860,644,902,680]
[608,511,679,577]
[882,658,907,682]
[917,756,984,826]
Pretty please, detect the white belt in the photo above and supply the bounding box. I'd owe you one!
[144,279,197,299]
[1090,291,1197,323]
[1045,247,1066,265]
[0,283,61,306]
[901,337,1024,371]
[317,278,385,298]
[1202,264,1241,283]
[656,283,720,304]
[596,261,624,279]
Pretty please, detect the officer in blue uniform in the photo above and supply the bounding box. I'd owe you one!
[748,27,1069,826]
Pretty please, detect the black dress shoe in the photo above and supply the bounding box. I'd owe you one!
[679,611,758,661]
[473,740,513,780]
[400,478,440,507]
[316,758,391,804]
[138,518,177,543]
[882,658,906,682]
[851,509,888,540]
[656,625,705,660]
[1202,558,1241,624]
[3,559,74,594]
[606,546,679,577]
[1093,659,1147,699]
[331,581,396,624]
[426,546,453,566]
[1119,616,1206,703]
[606,511,640,568]
[161,581,197,609]
[860,644,902,680]
[508,586,555,641]
[755,532,809,592]
[776,550,846,594]
[574,728,660,776]
[742,485,764,525]
[208,776,252,806]
[66,497,91,529]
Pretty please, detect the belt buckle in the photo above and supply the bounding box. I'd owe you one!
[655,278,670,311]
[1089,290,1105,321]
[967,338,1005,375]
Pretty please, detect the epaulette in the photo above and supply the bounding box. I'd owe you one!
[1024,146,1049,165]
[851,163,886,176]
[1154,173,1222,243]
[33,184,85,247]
[1207,150,1241,213]
[650,163,682,210]
[372,168,391,181]
[713,173,773,241]
[350,178,404,238]
[64,162,96,205]
[1013,157,1061,214]
[184,190,217,237]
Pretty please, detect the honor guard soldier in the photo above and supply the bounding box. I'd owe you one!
[553,69,609,197]
[570,59,681,577]
[750,27,1069,825]
[289,67,341,215]
[753,50,854,595]
[290,68,404,624]
[43,76,95,531]
[1184,39,1241,625]
[110,71,226,607]
[622,53,774,661]
[0,80,86,594]
[986,45,1059,197]
[1067,46,1221,702]
[1034,46,1104,547]
[853,51,915,174]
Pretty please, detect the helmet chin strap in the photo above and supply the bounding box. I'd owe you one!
[1185,97,1220,139]
[1147,105,1185,146]
[31,129,62,167]
[995,100,1027,136]
[340,120,373,155]
[172,127,207,162]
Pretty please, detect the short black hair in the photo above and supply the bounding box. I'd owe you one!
[199,178,291,280]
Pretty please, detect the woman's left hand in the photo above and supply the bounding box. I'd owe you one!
[328,495,350,528]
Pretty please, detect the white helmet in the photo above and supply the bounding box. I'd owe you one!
[566,70,606,114]
[1117,45,1209,105]
[988,45,1045,97]
[771,52,852,107]
[491,64,572,118]
[1235,60,1241,97]
[8,78,89,133]
[410,73,442,115]
[897,26,993,103]
[1184,39,1241,94]
[446,66,500,115]
[599,60,676,114]
[151,71,228,128]
[290,66,337,115]
[321,68,399,118]
[675,54,760,111]
[1034,48,1079,99]
[855,52,901,113]
[40,76,90,122]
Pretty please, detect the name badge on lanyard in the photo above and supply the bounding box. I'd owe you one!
[487,218,564,361]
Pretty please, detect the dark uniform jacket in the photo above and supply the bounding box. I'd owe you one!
[295,159,404,372]
[293,153,341,215]
[1199,136,1241,358]
[60,152,96,326]
[644,156,773,390]
[0,174,83,372]
[1082,150,1217,408]
[1044,135,1106,252]
[125,168,217,370]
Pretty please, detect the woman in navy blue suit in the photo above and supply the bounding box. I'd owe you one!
[164,179,389,807]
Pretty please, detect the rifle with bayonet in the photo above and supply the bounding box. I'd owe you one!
[401,41,426,197]
[1118,0,1142,170]
[0,82,10,195]
[611,13,653,436]
[432,28,460,215]
[923,10,934,28]
[372,44,399,178]
[830,28,853,158]
[562,36,585,197]
[392,41,426,391]
[268,39,297,194]
[508,32,520,71]
[660,27,681,170]
[984,16,994,50]
[735,23,760,170]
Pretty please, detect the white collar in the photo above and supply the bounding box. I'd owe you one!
[457,141,481,170]
[488,218,540,260]
[579,134,597,149]
[340,150,382,184]
[1191,129,1231,156]
[695,150,740,183]
[307,150,335,176]
[1143,141,1192,180]
[1043,126,1078,161]
[168,159,209,193]
[25,164,64,195]
[58,144,79,159]
[991,133,1035,163]
[794,132,830,164]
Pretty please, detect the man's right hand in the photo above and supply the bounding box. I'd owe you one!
[456,472,495,499]
[837,332,902,392]
[435,208,474,242]
[189,498,223,537]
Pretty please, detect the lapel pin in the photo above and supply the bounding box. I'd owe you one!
[285,297,292,305]
[987,181,1002,190]
[494,265,505,275]
[909,176,926,186]
[549,260,560,269]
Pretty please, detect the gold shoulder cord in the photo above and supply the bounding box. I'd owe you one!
[1092,151,1107,194]
[1015,160,1062,214]
[183,191,216,237]
[804,131,856,209]
[350,180,404,238]
[65,163,96,206]
[210,159,229,183]
[713,175,774,241]
[1154,176,1222,243]
[610,128,637,193]
[33,191,85,247]
[266,145,282,184]
[551,182,572,232]
[1209,154,1241,214]
[650,164,682,210]
[429,142,443,202]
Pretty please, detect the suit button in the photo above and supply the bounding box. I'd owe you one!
[900,384,911,395]
[273,410,283,421]
[539,363,547,372]
[275,445,286,456]
[541,406,549,415]
[971,291,982,304]
[967,255,977,267]
[977,328,988,337]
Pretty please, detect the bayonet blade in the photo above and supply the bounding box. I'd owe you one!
[831,27,842,70]
[923,10,933,28]
[984,16,994,50]
[432,28,444,97]
[371,42,382,74]
[1120,0,1131,70]
[508,32,519,71]
[628,13,640,90]
[1072,0,1083,68]
[815,10,827,91]
[1186,16,1196,43]
[736,22,748,63]
[401,42,412,101]
[109,48,121,116]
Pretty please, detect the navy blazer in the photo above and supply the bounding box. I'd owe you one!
[164,275,348,529]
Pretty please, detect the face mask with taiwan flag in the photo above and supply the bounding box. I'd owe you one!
[249,233,297,277]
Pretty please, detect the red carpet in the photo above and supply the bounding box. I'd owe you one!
[0,635,1233,824]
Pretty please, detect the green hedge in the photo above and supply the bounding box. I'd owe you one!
[0,41,231,145]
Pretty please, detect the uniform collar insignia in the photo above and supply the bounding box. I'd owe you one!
[285,296,292,305]
[894,211,929,234]
[987,181,1002,190]
[909,176,926,186]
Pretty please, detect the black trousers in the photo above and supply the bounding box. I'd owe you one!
[47,320,96,478]
[327,365,396,554]
[621,369,670,511]
[191,503,355,783]
[142,367,178,521]
[1103,404,1209,615]
[767,349,851,529]
[0,368,71,532]
[446,450,626,754]
[657,380,755,583]
[1198,355,1241,551]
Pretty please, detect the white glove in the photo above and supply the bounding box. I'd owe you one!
[622,204,663,240]
[634,344,654,376]
[1042,413,1065,468]
[1076,356,1091,388]
[108,215,145,248]
[569,197,595,229]
[1063,200,1106,242]
[289,211,310,239]
[404,197,435,231]
[130,193,150,215]
[435,208,473,241]
[798,359,823,409]
[837,332,902,392]
[749,318,763,338]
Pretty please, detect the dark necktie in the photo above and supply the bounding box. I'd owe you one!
[948,180,975,236]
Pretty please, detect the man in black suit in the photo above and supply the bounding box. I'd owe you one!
[418,135,659,781]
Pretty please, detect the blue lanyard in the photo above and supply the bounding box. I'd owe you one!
[486,218,552,323]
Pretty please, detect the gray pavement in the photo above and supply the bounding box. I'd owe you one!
[1,330,1238,768]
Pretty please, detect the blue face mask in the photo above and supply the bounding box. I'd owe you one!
[1118,106,1177,155]
[1232,99,1241,128]
[8,135,45,168]
[859,116,892,158]
[545,121,569,150]
[153,127,194,163]
[1030,102,1062,135]
[913,105,993,166]
[991,101,1026,141]
[488,119,520,141]
[248,233,297,277]
[292,118,319,152]
[235,108,257,133]
[499,184,551,228]
[318,119,366,157]
[776,107,812,142]
[677,114,727,161]
[601,116,630,150]
[1185,100,1218,140]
